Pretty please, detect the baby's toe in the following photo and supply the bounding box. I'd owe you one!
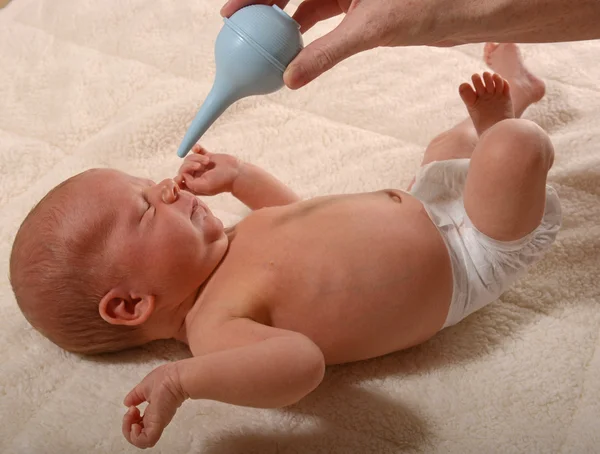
[471,74,486,96]
[483,72,495,94]
[459,83,478,107]
[484,42,499,63]
[492,73,504,96]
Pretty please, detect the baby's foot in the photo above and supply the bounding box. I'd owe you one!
[484,43,545,116]
[459,72,514,136]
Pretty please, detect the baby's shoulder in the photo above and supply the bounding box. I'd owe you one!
[192,273,268,325]
[186,288,270,355]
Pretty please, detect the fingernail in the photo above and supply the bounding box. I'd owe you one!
[284,65,306,90]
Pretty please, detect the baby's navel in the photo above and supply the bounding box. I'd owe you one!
[384,189,403,204]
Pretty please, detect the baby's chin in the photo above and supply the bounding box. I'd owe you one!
[203,213,226,243]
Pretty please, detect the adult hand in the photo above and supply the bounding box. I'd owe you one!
[221,0,600,90]
[221,0,438,89]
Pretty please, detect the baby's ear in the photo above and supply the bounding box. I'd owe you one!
[99,289,155,326]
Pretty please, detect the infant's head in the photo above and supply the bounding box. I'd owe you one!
[10,169,228,354]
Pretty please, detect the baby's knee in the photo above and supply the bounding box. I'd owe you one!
[481,119,554,171]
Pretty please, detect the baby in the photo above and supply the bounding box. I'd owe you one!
[9,43,560,449]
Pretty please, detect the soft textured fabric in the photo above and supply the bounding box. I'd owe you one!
[411,158,562,329]
[1,1,599,453]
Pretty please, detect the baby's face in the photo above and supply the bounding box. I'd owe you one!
[81,169,228,308]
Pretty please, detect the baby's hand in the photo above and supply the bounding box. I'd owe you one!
[176,144,242,196]
[122,364,187,449]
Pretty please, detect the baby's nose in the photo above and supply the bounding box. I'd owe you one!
[160,179,180,204]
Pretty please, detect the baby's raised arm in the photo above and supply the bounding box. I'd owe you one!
[122,319,325,448]
[231,160,300,209]
[177,144,300,210]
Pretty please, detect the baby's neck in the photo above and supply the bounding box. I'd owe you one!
[174,225,238,345]
[172,288,202,344]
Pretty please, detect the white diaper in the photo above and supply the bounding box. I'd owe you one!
[410,158,562,328]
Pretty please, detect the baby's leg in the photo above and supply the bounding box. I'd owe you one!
[411,43,546,188]
[464,119,553,241]
[461,72,553,241]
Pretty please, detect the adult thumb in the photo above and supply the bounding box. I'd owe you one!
[284,19,369,90]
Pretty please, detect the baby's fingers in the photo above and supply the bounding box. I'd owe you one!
[123,406,160,449]
[174,174,185,189]
[130,426,161,449]
[191,144,213,157]
[122,406,142,444]
[185,152,210,165]
[129,411,166,448]
[180,173,211,195]
[179,161,206,175]
[124,385,147,407]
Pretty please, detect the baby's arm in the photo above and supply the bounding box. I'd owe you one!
[177,144,300,210]
[232,161,300,210]
[179,321,323,407]
[122,319,325,448]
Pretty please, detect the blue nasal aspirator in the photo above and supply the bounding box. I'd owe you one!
[176,5,304,158]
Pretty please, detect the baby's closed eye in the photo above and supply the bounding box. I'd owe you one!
[140,196,154,222]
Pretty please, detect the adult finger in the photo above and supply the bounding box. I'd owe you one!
[292,0,343,33]
[272,0,290,11]
[221,0,269,17]
[284,16,376,89]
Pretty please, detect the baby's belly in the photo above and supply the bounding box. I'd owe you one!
[245,190,454,364]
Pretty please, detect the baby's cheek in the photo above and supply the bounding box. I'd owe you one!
[148,219,206,290]
[166,230,206,274]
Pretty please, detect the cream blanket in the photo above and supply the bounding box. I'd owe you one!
[1,0,599,452]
